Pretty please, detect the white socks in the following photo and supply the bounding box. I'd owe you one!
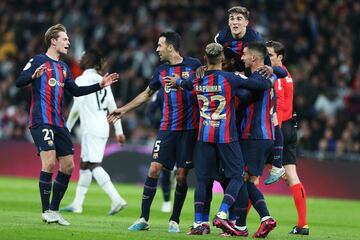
[72,169,92,207]
[92,166,124,204]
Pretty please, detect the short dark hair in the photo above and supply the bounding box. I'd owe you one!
[266,40,285,58]
[228,6,250,20]
[44,24,67,48]
[80,49,103,71]
[244,42,268,60]
[223,47,241,71]
[159,31,181,51]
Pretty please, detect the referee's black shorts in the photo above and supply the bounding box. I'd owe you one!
[282,119,298,165]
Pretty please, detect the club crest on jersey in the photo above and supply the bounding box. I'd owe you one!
[47,140,54,146]
[153,153,158,159]
[63,69,67,78]
[181,71,189,79]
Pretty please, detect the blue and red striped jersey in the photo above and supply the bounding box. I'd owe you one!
[181,71,273,143]
[148,57,202,131]
[215,26,266,72]
[239,73,276,140]
[16,54,101,128]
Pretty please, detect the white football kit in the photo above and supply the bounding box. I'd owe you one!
[67,69,123,163]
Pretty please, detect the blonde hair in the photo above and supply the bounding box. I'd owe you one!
[44,24,67,48]
[205,43,224,65]
[228,6,250,20]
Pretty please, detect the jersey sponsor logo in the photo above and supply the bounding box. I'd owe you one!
[153,152,159,159]
[203,119,220,127]
[48,78,56,86]
[48,78,64,87]
[181,71,189,79]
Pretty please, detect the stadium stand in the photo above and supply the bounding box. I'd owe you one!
[0,0,359,160]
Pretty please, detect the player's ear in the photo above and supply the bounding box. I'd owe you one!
[168,44,174,52]
[252,54,256,62]
[220,53,225,62]
[278,54,284,62]
[51,38,57,46]
[244,19,249,26]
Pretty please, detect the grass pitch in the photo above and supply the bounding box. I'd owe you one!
[0,176,359,239]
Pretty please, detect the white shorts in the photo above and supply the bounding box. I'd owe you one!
[81,134,107,163]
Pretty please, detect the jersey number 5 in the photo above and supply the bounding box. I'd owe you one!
[197,95,226,120]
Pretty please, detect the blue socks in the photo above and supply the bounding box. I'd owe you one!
[39,171,52,213]
[247,182,269,218]
[202,181,213,222]
[235,183,249,226]
[50,171,71,211]
[140,177,158,221]
[272,125,284,168]
[170,183,188,223]
[161,170,171,202]
[194,179,208,223]
[219,178,243,214]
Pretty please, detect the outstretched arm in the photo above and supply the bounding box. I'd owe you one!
[65,73,119,97]
[107,86,156,123]
[232,72,276,90]
[107,88,125,137]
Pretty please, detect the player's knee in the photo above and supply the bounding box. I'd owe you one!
[248,175,259,183]
[148,164,162,178]
[231,175,243,182]
[243,172,250,182]
[60,162,74,175]
[88,163,101,171]
[286,175,300,187]
[176,168,188,184]
[80,162,90,170]
[175,175,187,186]
[43,160,56,172]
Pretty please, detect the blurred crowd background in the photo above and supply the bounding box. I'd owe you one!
[0,0,359,161]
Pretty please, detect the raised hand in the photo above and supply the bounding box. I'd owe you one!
[100,72,119,88]
[164,73,180,88]
[196,65,206,78]
[107,108,126,123]
[32,64,46,79]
